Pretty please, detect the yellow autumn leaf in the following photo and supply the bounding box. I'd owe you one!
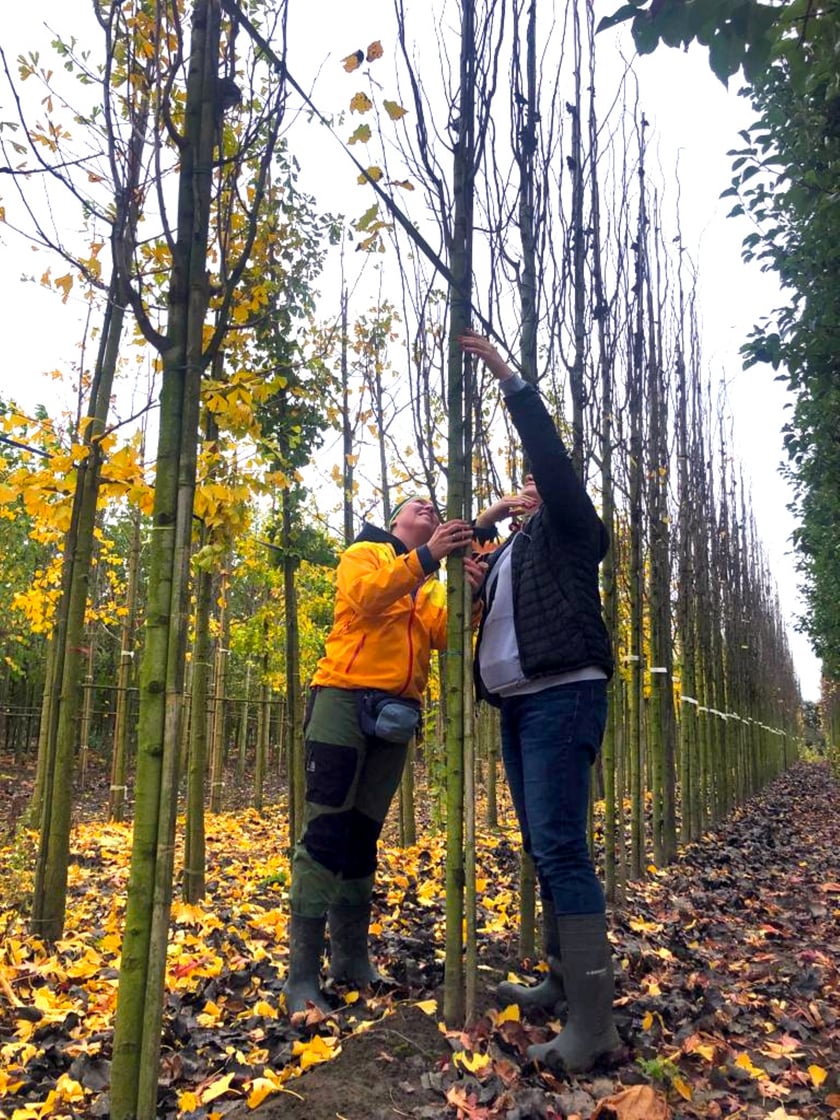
[415,998,437,1015]
[342,50,364,73]
[672,1076,693,1101]
[383,99,408,121]
[292,1034,339,1070]
[201,1071,236,1103]
[683,1034,718,1062]
[0,1070,25,1094]
[809,1064,827,1087]
[496,1003,520,1024]
[53,1075,86,1103]
[196,999,223,1027]
[642,1011,654,1030]
[348,123,371,145]
[54,273,73,303]
[366,41,383,61]
[389,178,415,190]
[246,1078,277,1109]
[734,1052,763,1079]
[357,166,383,184]
[354,203,379,232]
[453,1050,490,1073]
[349,91,373,113]
[252,1000,278,1019]
[630,918,661,933]
[178,1090,200,1112]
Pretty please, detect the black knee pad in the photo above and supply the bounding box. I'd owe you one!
[303,810,354,874]
[342,809,383,879]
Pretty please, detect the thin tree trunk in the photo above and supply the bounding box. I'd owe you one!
[111,5,221,1114]
[208,570,230,813]
[282,487,304,845]
[78,633,96,793]
[110,506,142,822]
[236,663,252,779]
[443,0,476,1028]
[184,527,213,904]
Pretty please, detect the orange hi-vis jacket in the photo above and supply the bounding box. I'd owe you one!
[311,524,448,701]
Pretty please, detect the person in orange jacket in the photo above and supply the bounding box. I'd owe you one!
[283,496,484,1014]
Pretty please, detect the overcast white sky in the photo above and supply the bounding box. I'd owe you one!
[0,3,821,700]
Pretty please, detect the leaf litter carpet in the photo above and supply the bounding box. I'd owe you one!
[0,760,838,1119]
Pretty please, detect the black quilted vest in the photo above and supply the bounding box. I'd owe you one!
[475,384,614,704]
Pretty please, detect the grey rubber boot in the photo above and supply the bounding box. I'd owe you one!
[527,914,621,1073]
[328,902,383,985]
[282,913,329,1014]
[497,899,566,1013]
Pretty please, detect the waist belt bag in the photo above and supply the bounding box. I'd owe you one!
[357,690,421,744]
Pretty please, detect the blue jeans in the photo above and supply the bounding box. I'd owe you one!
[500,679,607,916]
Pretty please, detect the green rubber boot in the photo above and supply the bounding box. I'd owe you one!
[328,902,383,985]
[497,899,566,1013]
[282,913,329,1014]
[527,914,621,1073]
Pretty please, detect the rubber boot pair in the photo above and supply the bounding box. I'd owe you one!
[282,902,380,1015]
[497,899,566,1013]
[527,913,622,1074]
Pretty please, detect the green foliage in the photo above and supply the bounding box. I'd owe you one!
[726,5,840,680]
[598,0,781,85]
[636,1054,682,1087]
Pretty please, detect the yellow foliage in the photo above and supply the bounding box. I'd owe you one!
[357,166,383,185]
[291,1034,340,1070]
[349,92,373,114]
[342,50,364,73]
[383,99,408,121]
[348,124,371,145]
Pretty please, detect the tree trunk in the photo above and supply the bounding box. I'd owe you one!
[208,569,230,813]
[184,528,213,904]
[111,5,220,1115]
[443,0,476,1029]
[110,506,142,823]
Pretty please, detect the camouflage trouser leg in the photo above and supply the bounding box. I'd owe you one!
[289,687,409,918]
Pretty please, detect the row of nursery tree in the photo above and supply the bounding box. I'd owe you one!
[0,0,828,1115]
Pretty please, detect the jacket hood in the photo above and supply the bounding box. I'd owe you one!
[354,521,409,555]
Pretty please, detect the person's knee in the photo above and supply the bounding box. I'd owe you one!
[534,834,591,873]
[343,810,381,879]
[303,810,354,874]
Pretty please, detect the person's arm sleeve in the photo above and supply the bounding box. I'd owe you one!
[504,383,603,538]
[338,542,437,617]
[426,582,449,650]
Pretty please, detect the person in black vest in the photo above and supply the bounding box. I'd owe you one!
[459,331,621,1073]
